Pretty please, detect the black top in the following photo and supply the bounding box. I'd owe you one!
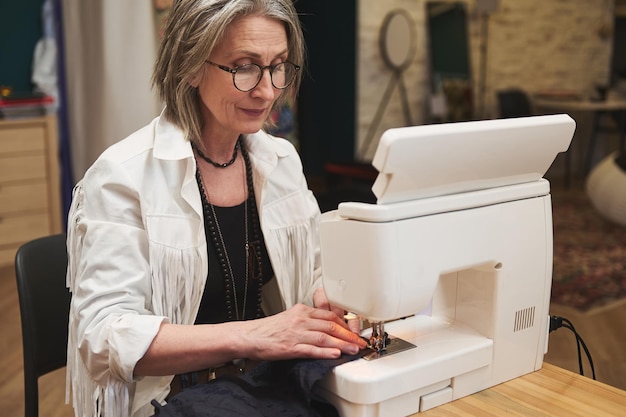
[195,201,274,324]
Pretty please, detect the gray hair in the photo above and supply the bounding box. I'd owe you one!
[152,0,305,144]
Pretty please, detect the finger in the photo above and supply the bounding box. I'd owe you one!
[308,306,350,329]
[312,286,329,309]
[295,345,343,359]
[294,309,365,346]
[310,317,367,350]
[301,329,364,356]
[330,305,345,318]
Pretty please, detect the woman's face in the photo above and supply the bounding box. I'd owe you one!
[196,15,289,141]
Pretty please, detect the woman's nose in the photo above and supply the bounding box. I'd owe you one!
[251,69,276,99]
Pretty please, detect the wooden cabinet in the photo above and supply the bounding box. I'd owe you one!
[0,115,62,266]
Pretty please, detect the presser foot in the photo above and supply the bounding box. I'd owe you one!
[362,336,416,361]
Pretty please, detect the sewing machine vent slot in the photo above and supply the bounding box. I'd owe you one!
[514,306,535,332]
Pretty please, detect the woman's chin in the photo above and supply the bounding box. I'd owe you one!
[239,121,267,134]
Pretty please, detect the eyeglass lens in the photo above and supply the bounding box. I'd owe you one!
[234,62,297,91]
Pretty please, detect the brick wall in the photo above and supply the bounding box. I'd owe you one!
[357,0,615,161]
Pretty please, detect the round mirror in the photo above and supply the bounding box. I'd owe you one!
[379,9,416,71]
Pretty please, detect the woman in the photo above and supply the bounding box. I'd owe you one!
[65,1,365,416]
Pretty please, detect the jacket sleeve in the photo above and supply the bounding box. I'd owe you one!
[66,158,170,417]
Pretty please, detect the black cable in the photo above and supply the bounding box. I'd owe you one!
[562,318,596,380]
[549,315,596,380]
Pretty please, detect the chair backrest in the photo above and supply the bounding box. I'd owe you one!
[497,89,533,118]
[15,234,70,417]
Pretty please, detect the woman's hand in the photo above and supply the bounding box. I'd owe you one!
[136,288,367,376]
[313,286,362,333]
[239,303,366,361]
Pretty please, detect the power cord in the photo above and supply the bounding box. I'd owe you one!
[549,315,596,380]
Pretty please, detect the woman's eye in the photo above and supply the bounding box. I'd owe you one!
[237,64,257,74]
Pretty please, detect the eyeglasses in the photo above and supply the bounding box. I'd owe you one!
[206,60,300,92]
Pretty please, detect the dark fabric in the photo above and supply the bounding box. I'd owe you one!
[152,352,367,417]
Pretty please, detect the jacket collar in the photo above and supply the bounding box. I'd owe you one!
[152,112,193,161]
[243,130,289,167]
[152,110,289,168]
[151,111,290,212]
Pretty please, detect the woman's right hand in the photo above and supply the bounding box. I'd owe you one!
[239,304,367,361]
[135,305,367,377]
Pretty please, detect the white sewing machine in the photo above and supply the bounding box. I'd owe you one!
[318,114,576,416]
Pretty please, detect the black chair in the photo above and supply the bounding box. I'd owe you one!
[496,89,533,118]
[15,234,70,417]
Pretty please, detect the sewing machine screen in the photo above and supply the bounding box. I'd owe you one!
[371,114,575,204]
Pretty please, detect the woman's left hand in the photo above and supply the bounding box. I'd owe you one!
[313,287,361,334]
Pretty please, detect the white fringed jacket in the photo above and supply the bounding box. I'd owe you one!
[65,115,323,417]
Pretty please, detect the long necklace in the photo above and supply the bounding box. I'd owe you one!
[192,140,240,168]
[241,144,264,318]
[195,140,263,321]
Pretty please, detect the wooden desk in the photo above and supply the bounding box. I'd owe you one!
[415,363,626,416]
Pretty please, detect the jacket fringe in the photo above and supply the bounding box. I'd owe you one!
[65,181,205,417]
[65,182,129,416]
[265,216,320,308]
[149,242,204,324]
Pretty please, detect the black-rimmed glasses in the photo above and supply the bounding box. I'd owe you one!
[206,60,300,92]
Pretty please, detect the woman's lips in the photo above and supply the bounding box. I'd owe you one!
[242,108,266,117]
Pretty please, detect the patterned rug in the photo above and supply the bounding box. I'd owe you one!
[551,185,626,311]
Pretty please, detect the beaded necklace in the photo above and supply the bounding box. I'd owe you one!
[195,139,263,321]
[192,141,240,168]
